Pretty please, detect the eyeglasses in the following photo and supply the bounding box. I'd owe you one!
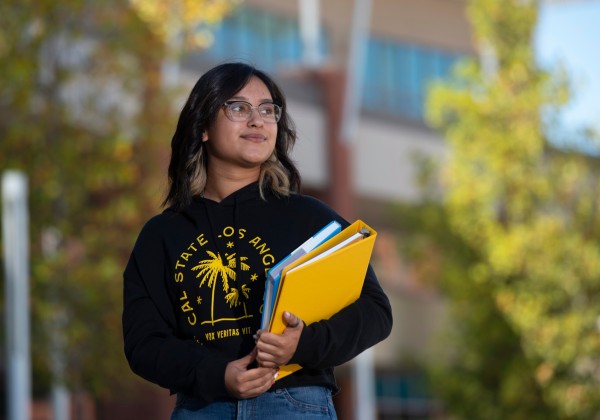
[222,101,282,123]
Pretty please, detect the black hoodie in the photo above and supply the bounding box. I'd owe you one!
[122,182,392,401]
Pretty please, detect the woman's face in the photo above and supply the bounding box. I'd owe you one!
[203,76,278,174]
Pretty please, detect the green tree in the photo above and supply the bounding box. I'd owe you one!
[0,0,236,399]
[422,0,600,417]
[392,198,554,419]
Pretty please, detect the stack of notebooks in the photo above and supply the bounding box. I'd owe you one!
[260,219,377,380]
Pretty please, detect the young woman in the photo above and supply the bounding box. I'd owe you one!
[122,62,393,419]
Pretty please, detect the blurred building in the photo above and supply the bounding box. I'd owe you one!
[187,0,471,201]
[176,1,475,418]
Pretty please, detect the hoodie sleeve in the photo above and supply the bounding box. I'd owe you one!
[122,219,230,401]
[288,264,393,369]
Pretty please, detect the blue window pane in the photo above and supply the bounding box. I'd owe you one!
[364,37,465,122]
[199,6,329,72]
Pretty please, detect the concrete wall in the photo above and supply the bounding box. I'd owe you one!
[288,97,448,202]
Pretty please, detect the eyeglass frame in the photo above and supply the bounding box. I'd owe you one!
[221,100,282,123]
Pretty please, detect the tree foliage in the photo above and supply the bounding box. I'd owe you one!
[0,0,235,397]
[392,189,554,419]
[422,0,600,417]
[128,0,239,50]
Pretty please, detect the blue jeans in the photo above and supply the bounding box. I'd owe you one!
[171,386,337,419]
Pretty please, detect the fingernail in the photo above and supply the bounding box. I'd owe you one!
[274,371,279,379]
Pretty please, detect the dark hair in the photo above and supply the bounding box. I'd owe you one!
[163,62,301,209]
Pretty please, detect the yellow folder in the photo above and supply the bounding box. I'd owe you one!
[268,220,377,380]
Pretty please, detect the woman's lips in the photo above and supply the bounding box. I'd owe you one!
[241,133,267,142]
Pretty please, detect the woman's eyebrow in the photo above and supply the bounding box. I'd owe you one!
[228,95,274,103]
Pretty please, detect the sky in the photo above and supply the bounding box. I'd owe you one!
[535,0,600,133]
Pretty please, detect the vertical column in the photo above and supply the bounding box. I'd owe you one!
[299,0,322,68]
[314,68,355,221]
[2,170,31,420]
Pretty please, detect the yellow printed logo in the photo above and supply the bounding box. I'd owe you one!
[173,226,275,334]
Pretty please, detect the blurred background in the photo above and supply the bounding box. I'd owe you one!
[2,0,600,419]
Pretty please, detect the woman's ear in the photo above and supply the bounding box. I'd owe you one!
[202,132,208,142]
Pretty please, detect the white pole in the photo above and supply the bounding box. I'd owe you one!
[2,170,31,420]
[340,0,376,418]
[299,0,322,68]
[353,347,376,420]
[42,226,71,420]
[340,0,372,143]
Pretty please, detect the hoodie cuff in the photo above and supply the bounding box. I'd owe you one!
[289,324,316,367]
[195,356,230,401]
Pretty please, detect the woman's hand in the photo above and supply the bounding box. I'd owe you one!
[255,311,303,368]
[224,348,277,399]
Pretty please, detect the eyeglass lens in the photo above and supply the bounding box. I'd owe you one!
[225,101,281,123]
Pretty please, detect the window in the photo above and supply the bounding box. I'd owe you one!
[201,6,328,72]
[364,38,464,122]
[376,371,443,418]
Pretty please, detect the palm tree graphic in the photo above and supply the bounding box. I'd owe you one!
[225,284,251,308]
[226,253,250,271]
[225,254,251,316]
[191,251,251,325]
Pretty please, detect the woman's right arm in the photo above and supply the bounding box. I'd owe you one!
[122,220,233,401]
